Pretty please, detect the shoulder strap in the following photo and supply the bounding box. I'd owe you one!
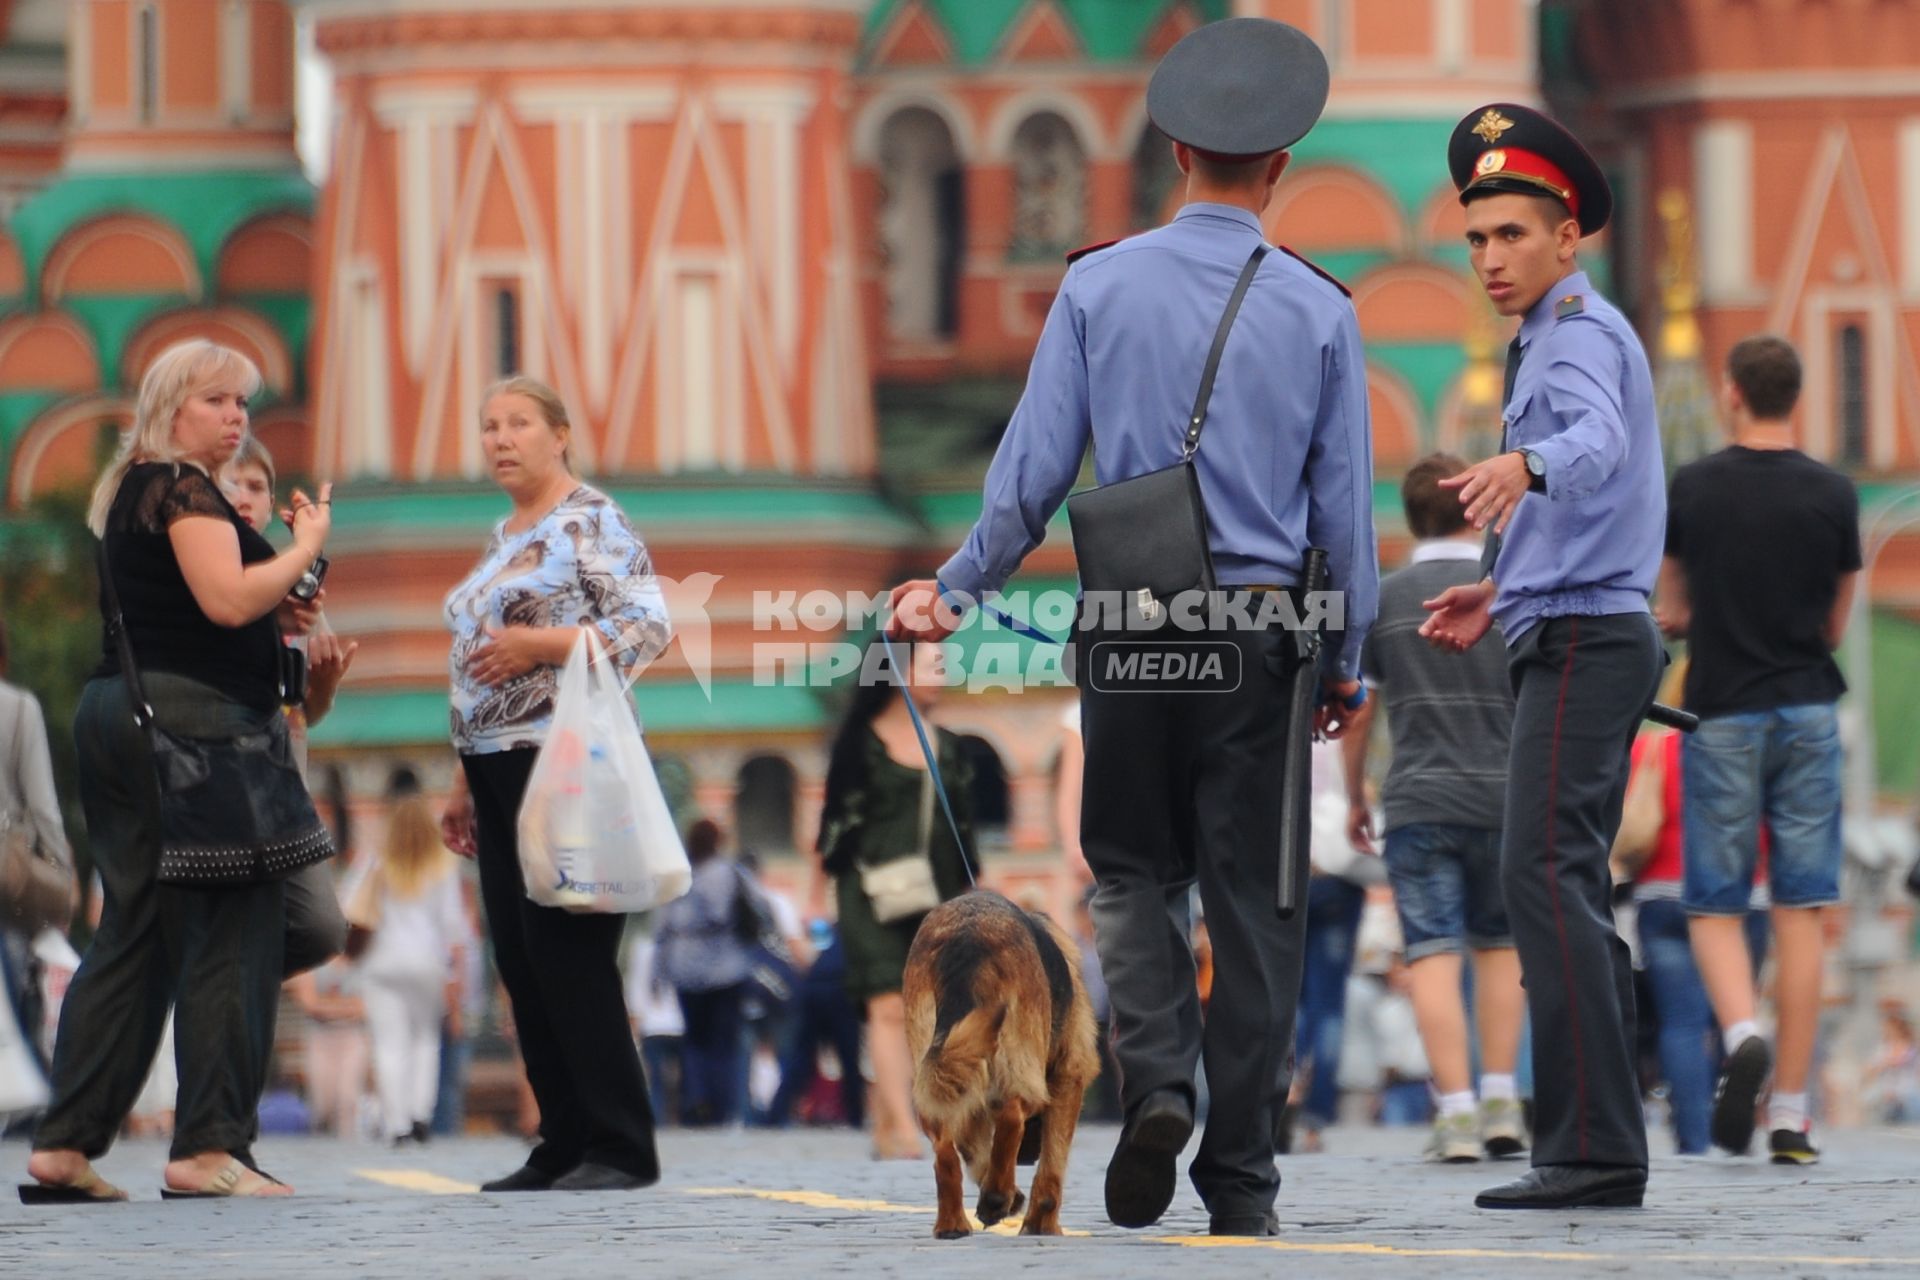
[96,538,155,729]
[1182,244,1270,460]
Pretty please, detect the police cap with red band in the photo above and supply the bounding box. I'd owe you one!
[1448,103,1612,237]
[1147,18,1330,160]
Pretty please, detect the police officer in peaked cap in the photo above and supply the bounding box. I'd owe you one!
[1422,103,1665,1209]
[888,17,1377,1237]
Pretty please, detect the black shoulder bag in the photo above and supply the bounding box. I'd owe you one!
[99,541,334,886]
[1066,244,1269,616]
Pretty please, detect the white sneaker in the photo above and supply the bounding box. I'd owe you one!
[1426,1110,1481,1163]
[1479,1096,1528,1158]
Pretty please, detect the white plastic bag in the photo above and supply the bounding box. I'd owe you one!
[517,631,690,913]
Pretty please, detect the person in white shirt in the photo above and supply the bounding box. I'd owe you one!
[346,789,468,1146]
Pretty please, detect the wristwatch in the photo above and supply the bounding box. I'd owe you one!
[1515,448,1547,493]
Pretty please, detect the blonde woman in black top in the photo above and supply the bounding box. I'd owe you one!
[23,340,331,1203]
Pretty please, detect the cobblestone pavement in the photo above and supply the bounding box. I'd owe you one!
[4,1125,1918,1279]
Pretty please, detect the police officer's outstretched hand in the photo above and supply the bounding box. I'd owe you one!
[1419,579,1496,653]
[886,578,964,642]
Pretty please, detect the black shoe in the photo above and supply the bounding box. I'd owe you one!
[1475,1165,1646,1210]
[1209,1209,1280,1237]
[1104,1089,1194,1229]
[1769,1127,1820,1166]
[409,1122,431,1145]
[551,1162,658,1192]
[1711,1036,1772,1155]
[481,1165,559,1193]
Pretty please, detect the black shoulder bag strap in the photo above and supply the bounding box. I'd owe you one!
[1180,243,1271,462]
[96,537,156,731]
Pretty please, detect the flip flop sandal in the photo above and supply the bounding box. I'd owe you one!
[161,1159,277,1200]
[19,1168,130,1204]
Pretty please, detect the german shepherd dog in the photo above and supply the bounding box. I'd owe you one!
[904,890,1100,1238]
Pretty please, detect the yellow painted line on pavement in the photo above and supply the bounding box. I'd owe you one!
[1154,1237,1916,1267]
[354,1168,481,1196]
[683,1186,1091,1236]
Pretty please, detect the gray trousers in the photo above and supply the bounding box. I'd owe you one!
[1502,613,1661,1170]
[34,674,287,1162]
[1077,618,1309,1220]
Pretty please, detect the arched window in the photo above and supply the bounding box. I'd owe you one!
[735,755,797,854]
[1009,112,1086,261]
[1131,122,1180,231]
[956,735,1011,850]
[1837,323,1867,467]
[877,107,964,341]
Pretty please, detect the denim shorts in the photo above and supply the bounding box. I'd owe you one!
[1381,822,1512,960]
[1681,703,1843,913]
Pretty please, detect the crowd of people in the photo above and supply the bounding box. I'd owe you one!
[0,15,1917,1237]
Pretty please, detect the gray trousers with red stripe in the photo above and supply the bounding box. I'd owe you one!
[1502,612,1662,1170]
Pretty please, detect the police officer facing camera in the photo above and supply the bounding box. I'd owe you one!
[1420,104,1665,1211]
[888,17,1377,1239]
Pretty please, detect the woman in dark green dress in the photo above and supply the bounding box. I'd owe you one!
[816,640,975,1159]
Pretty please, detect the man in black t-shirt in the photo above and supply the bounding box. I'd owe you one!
[1658,334,1862,1168]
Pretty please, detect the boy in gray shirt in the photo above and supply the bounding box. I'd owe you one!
[1344,454,1526,1162]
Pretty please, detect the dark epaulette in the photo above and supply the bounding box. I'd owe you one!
[1064,237,1121,265]
[1279,245,1350,298]
[1554,293,1587,319]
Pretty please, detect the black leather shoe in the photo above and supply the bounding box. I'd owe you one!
[1104,1089,1194,1229]
[1475,1165,1646,1210]
[481,1165,559,1193]
[1209,1209,1280,1237]
[1712,1035,1772,1155]
[551,1162,658,1192]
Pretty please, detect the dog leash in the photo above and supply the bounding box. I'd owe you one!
[878,629,980,889]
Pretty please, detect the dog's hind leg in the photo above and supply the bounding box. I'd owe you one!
[973,1102,1029,1227]
[931,1127,972,1240]
[1019,1086,1084,1235]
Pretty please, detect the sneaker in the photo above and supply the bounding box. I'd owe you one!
[1425,1110,1481,1163]
[1711,1036,1772,1155]
[1480,1097,1529,1159]
[1769,1127,1820,1166]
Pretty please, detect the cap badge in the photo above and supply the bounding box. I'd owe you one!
[1473,109,1516,144]
[1476,149,1506,176]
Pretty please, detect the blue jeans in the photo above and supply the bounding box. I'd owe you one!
[1683,704,1843,912]
[1382,823,1511,960]
[430,1019,471,1136]
[1295,877,1365,1128]
[1638,898,1770,1154]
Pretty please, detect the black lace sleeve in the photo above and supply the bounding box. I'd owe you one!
[156,467,237,528]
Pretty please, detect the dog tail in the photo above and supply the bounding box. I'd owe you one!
[915,1004,1007,1115]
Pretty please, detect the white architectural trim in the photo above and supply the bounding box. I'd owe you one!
[1799,290,1901,470]
[1901,118,1920,297]
[507,84,677,121]
[370,85,480,124]
[1695,120,1754,304]
[343,256,394,478]
[223,0,252,121]
[1435,0,1469,73]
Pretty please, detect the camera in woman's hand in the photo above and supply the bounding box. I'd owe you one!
[291,555,330,603]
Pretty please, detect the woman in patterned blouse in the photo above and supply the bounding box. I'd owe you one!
[438,376,671,1193]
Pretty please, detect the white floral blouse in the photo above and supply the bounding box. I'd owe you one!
[444,485,672,755]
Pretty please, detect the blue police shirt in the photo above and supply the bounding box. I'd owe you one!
[1492,269,1664,642]
[937,203,1378,679]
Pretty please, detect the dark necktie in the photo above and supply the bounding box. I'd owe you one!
[1480,336,1526,579]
